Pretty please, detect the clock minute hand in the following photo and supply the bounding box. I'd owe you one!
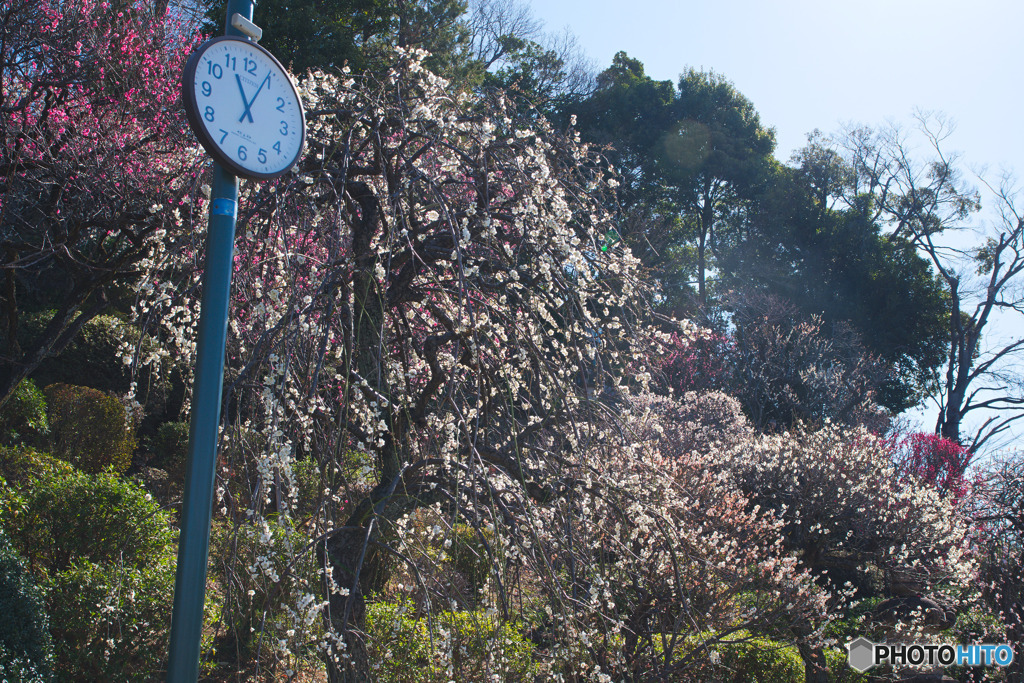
[238,73,271,124]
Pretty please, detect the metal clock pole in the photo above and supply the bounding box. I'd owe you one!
[166,1,253,680]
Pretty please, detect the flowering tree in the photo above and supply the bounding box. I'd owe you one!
[721,423,974,680]
[724,292,889,432]
[650,328,731,396]
[971,451,1024,679]
[891,432,972,500]
[535,391,826,680]
[0,0,202,409]
[134,47,678,680]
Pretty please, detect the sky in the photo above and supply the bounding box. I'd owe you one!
[526,0,1024,450]
[528,0,1024,174]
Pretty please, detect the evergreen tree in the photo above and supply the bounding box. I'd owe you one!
[204,0,470,76]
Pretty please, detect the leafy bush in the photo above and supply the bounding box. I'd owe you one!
[711,632,803,682]
[2,469,174,574]
[822,597,884,643]
[289,455,326,519]
[45,557,175,683]
[0,379,48,446]
[365,600,535,682]
[19,312,132,394]
[823,644,870,682]
[0,528,53,681]
[44,383,136,474]
[0,644,51,683]
[152,420,189,464]
[670,631,807,682]
[0,446,74,489]
[1,469,176,681]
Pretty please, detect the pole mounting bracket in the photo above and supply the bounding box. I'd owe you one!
[230,13,262,41]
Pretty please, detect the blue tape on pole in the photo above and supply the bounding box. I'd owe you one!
[211,198,236,217]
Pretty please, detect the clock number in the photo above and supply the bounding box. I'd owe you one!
[273,141,282,155]
[225,54,237,71]
[258,148,267,164]
[201,81,212,97]
[219,129,229,144]
[244,58,258,75]
[279,121,288,136]
[238,145,247,161]
[207,61,223,79]
[204,106,215,122]
[276,97,286,112]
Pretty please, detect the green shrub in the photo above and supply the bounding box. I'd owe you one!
[949,606,1005,643]
[21,313,141,396]
[678,631,804,682]
[291,455,325,518]
[0,644,51,683]
[365,601,431,681]
[20,312,130,393]
[0,447,74,489]
[2,469,174,574]
[442,608,535,681]
[0,477,25,538]
[21,311,185,448]
[942,608,1010,683]
[0,379,48,446]
[716,634,803,682]
[365,600,535,682]
[46,557,175,683]
[0,529,53,681]
[823,645,871,682]
[822,597,884,643]
[1,470,177,681]
[44,383,136,474]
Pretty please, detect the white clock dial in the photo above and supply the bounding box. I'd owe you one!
[183,36,305,180]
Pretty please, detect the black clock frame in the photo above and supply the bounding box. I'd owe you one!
[182,36,306,181]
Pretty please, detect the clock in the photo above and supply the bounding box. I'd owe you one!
[182,36,306,180]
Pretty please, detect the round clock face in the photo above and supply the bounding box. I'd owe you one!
[183,36,306,180]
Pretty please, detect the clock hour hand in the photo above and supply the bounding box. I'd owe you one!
[235,75,254,123]
[238,72,271,124]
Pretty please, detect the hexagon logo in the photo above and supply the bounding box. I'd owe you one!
[847,637,877,672]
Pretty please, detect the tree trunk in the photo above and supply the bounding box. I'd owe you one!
[697,226,707,309]
[694,182,716,311]
[317,175,396,681]
[318,485,435,681]
[319,525,379,683]
[792,622,830,683]
[938,402,962,444]
[936,283,968,446]
[796,643,830,683]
